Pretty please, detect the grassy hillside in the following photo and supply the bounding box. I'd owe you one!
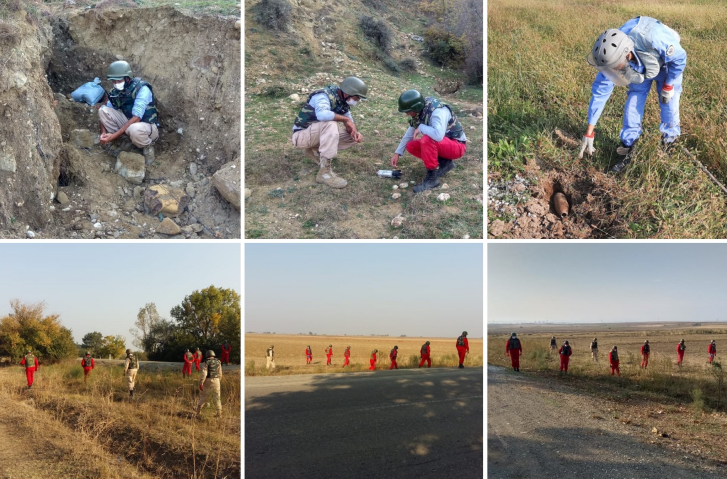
[244,0,483,239]
[488,0,727,238]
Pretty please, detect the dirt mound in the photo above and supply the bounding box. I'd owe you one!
[1,3,240,238]
[488,161,622,239]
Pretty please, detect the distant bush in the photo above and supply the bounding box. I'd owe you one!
[255,0,292,32]
[382,55,401,73]
[362,0,387,11]
[360,15,392,52]
[424,26,465,66]
[399,58,418,72]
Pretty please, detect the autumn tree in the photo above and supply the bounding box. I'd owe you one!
[131,303,163,349]
[98,335,127,359]
[0,300,77,363]
[81,331,104,352]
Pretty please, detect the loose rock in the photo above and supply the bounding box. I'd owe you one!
[71,129,96,149]
[56,191,70,206]
[156,218,181,236]
[391,214,405,228]
[212,160,241,210]
[143,184,190,217]
[115,152,146,185]
[399,182,408,189]
[245,188,252,199]
[437,193,451,201]
[392,193,401,199]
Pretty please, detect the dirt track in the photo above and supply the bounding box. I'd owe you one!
[487,365,725,478]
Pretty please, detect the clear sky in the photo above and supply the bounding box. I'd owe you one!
[0,243,241,346]
[489,243,727,324]
[245,244,483,337]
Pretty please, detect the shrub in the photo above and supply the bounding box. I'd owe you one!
[255,0,292,32]
[381,55,401,73]
[360,15,392,52]
[690,388,705,417]
[399,58,418,72]
[424,26,465,66]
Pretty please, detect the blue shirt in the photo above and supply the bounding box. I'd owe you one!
[106,86,153,120]
[395,107,467,156]
[292,92,354,131]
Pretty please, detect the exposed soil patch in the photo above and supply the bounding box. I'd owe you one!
[488,160,622,239]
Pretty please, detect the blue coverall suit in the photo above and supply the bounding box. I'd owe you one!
[587,17,687,147]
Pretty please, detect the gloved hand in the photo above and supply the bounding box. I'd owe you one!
[199,384,204,391]
[660,84,674,104]
[578,132,596,159]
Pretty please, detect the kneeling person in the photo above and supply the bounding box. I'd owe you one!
[391,90,467,193]
[196,350,222,418]
[99,61,160,164]
[291,77,367,188]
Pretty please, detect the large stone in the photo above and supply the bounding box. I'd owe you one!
[115,152,146,185]
[143,184,190,217]
[212,160,241,210]
[56,191,70,206]
[0,149,16,173]
[156,218,181,236]
[71,129,96,149]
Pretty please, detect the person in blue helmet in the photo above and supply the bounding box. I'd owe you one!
[578,17,687,172]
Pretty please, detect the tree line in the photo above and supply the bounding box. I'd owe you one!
[0,286,240,364]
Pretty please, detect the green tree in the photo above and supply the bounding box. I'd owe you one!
[170,286,240,343]
[98,335,126,359]
[81,331,104,352]
[0,300,77,363]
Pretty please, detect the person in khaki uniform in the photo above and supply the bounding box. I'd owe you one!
[266,345,275,370]
[123,349,139,398]
[590,337,599,362]
[291,77,367,188]
[196,350,222,418]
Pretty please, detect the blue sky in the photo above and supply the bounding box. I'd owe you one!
[0,244,241,346]
[488,243,727,323]
[245,244,483,337]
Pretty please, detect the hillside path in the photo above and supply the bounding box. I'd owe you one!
[488,365,722,478]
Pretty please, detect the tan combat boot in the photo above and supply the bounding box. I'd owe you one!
[316,158,347,188]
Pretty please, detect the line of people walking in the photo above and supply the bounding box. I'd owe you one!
[266,331,471,371]
[505,334,719,375]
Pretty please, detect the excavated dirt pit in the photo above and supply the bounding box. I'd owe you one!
[2,4,240,238]
[488,162,621,239]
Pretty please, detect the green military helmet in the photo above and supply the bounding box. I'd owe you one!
[462,331,468,337]
[373,349,378,353]
[25,349,31,354]
[394,345,398,349]
[126,349,132,355]
[339,76,368,99]
[206,350,215,358]
[425,341,430,345]
[86,351,91,355]
[107,61,132,80]
[398,89,425,113]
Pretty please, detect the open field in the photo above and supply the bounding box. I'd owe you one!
[488,0,727,238]
[246,367,483,478]
[0,359,240,479]
[245,333,483,376]
[488,322,727,470]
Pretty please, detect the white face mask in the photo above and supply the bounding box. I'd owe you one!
[114,81,125,91]
[346,99,358,107]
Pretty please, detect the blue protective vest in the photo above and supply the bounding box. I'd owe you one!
[108,77,159,125]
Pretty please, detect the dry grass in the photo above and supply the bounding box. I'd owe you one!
[489,324,727,465]
[245,333,483,376]
[488,0,727,238]
[0,360,240,478]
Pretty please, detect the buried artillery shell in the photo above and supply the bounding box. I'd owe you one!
[553,192,569,218]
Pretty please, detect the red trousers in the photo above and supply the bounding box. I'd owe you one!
[509,352,520,369]
[306,355,312,364]
[326,355,332,365]
[419,355,431,368]
[677,353,684,365]
[369,359,376,370]
[709,353,715,363]
[83,367,93,380]
[221,352,230,364]
[456,346,467,365]
[405,135,466,170]
[390,359,398,369]
[183,363,192,376]
[560,356,569,372]
[343,357,350,367]
[641,353,649,368]
[25,367,36,387]
[610,361,620,376]
[194,361,201,371]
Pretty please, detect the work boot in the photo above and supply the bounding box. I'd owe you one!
[437,157,455,178]
[458,364,464,369]
[143,145,155,165]
[316,158,347,188]
[611,142,635,173]
[129,389,134,398]
[413,168,440,193]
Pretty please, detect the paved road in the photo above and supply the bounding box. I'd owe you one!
[488,365,725,478]
[246,368,483,478]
